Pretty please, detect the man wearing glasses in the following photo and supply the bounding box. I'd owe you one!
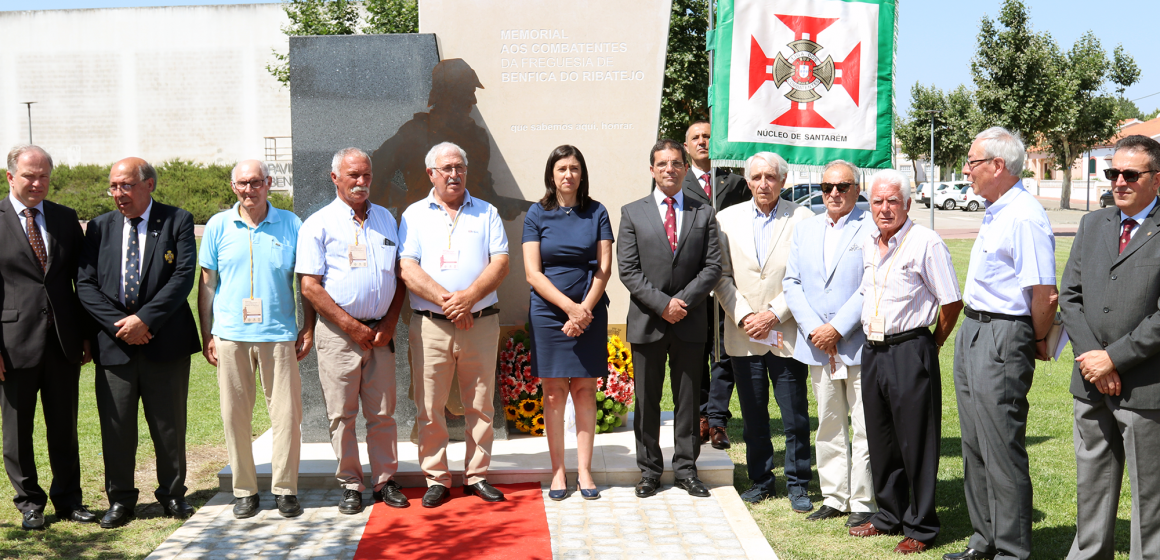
[1060,135,1160,560]
[198,160,312,519]
[297,148,410,514]
[784,160,876,526]
[949,127,1057,560]
[398,142,510,507]
[77,157,202,528]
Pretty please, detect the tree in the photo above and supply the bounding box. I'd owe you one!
[1110,44,1141,98]
[363,0,418,34]
[897,83,980,181]
[659,0,710,141]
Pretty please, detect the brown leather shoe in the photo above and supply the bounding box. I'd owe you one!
[894,537,928,554]
[849,521,885,537]
[699,416,710,443]
[709,426,731,449]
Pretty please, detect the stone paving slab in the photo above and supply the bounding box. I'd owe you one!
[146,485,777,560]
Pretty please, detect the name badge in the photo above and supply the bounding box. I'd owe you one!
[868,316,885,342]
[749,330,783,348]
[440,249,460,270]
[349,244,368,268]
[827,360,849,380]
[242,298,263,324]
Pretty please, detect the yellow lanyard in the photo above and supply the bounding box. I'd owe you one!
[446,207,463,249]
[872,225,912,317]
[352,212,367,246]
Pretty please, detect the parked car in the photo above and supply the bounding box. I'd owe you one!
[796,192,871,215]
[782,183,822,202]
[933,186,962,210]
[918,182,970,207]
[1100,189,1113,208]
[956,185,987,212]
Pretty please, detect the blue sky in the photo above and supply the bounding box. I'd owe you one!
[4,0,1158,116]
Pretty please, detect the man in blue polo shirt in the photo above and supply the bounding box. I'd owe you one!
[198,160,312,519]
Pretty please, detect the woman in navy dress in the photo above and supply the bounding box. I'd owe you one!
[523,145,613,501]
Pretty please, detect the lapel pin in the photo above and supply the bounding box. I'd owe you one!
[164,250,175,263]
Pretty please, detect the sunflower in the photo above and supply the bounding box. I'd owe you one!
[504,404,519,421]
[518,398,539,417]
[533,414,545,428]
[532,425,545,436]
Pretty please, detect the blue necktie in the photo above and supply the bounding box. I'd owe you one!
[125,217,143,313]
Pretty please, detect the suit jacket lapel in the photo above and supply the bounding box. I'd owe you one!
[682,171,710,206]
[674,199,697,258]
[825,208,866,283]
[760,203,792,274]
[1114,200,1160,267]
[1104,212,1120,263]
[641,197,673,261]
[1,198,45,272]
[139,201,164,281]
[42,203,59,274]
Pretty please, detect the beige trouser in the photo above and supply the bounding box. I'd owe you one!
[809,363,876,513]
[315,317,398,491]
[215,338,302,497]
[410,313,499,487]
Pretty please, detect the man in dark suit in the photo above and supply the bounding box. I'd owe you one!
[618,139,722,498]
[1060,135,1160,560]
[681,120,750,451]
[1,145,96,530]
[76,157,201,529]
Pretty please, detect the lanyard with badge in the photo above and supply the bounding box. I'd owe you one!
[868,227,912,341]
[349,213,369,268]
[242,219,263,323]
[440,208,462,271]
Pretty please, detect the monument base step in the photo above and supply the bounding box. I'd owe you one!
[217,411,735,490]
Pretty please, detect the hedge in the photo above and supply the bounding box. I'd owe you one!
[1,160,292,224]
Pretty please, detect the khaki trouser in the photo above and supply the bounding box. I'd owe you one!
[315,317,398,491]
[809,363,875,513]
[411,314,499,487]
[215,338,302,497]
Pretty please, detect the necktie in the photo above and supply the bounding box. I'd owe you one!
[125,217,144,313]
[23,208,47,272]
[663,197,678,252]
[1120,218,1137,254]
[701,173,712,198]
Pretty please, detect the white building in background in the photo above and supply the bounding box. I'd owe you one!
[0,4,293,189]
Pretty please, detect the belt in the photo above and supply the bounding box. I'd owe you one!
[357,317,383,326]
[964,306,1031,324]
[867,327,931,347]
[415,305,499,321]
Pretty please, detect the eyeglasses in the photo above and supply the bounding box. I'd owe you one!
[1104,168,1158,183]
[233,179,268,190]
[433,165,467,176]
[107,182,141,195]
[652,160,686,171]
[965,157,994,170]
[821,182,854,194]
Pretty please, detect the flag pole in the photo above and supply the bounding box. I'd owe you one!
[708,0,722,365]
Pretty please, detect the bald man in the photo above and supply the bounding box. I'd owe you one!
[77,157,201,528]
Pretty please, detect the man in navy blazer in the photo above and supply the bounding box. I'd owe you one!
[76,157,201,528]
[784,160,877,527]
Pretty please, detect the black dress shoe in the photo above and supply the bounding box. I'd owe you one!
[709,426,731,449]
[338,489,363,514]
[61,505,98,523]
[100,504,135,529]
[845,511,875,527]
[806,505,846,521]
[233,495,260,519]
[421,485,450,508]
[635,477,661,498]
[463,481,505,502]
[275,495,303,518]
[162,498,194,520]
[21,510,45,530]
[674,476,711,497]
[943,549,995,560]
[378,480,409,508]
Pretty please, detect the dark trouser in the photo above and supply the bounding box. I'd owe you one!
[862,331,941,544]
[0,330,82,514]
[954,316,1035,559]
[699,296,734,429]
[632,330,703,479]
[730,352,811,492]
[95,353,190,507]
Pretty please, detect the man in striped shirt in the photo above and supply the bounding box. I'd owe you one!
[848,169,963,555]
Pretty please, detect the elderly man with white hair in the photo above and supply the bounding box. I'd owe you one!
[713,151,815,510]
[848,169,962,555]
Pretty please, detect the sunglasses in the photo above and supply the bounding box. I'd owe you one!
[821,182,854,194]
[1104,168,1158,183]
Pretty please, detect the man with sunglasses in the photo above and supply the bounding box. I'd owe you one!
[1060,134,1160,560]
[784,160,876,527]
[946,127,1057,560]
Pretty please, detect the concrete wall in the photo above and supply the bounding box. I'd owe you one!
[0,4,290,168]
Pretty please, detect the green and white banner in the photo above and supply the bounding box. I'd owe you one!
[708,0,897,169]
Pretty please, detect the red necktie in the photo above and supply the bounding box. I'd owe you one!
[1120,218,1137,254]
[664,197,678,252]
[24,208,52,325]
[701,173,712,198]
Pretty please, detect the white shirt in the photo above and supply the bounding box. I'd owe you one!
[963,183,1056,316]
[690,165,711,191]
[398,189,509,314]
[860,220,961,335]
[823,211,852,274]
[652,187,684,241]
[1119,197,1157,242]
[119,201,153,306]
[752,200,780,269]
[8,193,47,243]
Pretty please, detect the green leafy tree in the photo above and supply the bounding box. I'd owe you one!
[897,83,980,181]
[659,0,710,141]
[363,0,418,34]
[1110,44,1141,98]
[1143,107,1160,121]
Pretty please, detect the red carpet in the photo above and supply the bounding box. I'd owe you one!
[352,482,552,560]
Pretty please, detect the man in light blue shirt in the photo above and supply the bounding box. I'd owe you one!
[296,148,409,514]
[951,127,1057,560]
[399,141,509,508]
[198,160,311,520]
